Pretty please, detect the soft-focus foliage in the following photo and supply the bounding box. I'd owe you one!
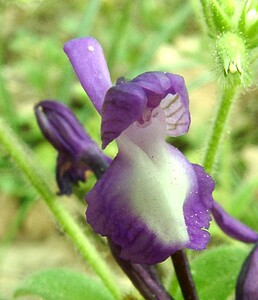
[14,268,114,300]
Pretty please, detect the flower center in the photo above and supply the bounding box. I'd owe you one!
[136,93,188,138]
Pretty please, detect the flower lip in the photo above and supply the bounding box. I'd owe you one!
[86,147,215,264]
[101,71,190,149]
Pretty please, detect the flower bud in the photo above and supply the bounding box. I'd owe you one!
[35,100,110,195]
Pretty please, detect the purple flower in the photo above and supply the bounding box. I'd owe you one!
[236,243,258,300]
[63,36,215,264]
[35,100,110,195]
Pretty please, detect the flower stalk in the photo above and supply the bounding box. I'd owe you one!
[0,117,121,300]
[109,240,173,300]
[171,251,198,300]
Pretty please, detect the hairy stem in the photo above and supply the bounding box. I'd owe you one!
[203,85,239,174]
[0,118,121,300]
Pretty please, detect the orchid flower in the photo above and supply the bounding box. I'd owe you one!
[34,34,258,299]
[62,37,215,264]
[35,36,258,266]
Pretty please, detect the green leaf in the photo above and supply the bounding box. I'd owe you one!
[14,268,114,300]
[169,246,249,300]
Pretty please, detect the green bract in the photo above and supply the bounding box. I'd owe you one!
[198,0,258,87]
[215,32,251,86]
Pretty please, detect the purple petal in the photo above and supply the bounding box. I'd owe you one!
[184,164,215,250]
[64,37,112,113]
[236,243,258,300]
[86,144,214,264]
[212,201,258,243]
[101,82,148,149]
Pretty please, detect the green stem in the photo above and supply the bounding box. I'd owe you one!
[0,118,121,300]
[202,85,239,174]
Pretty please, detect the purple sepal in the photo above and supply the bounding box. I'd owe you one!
[212,202,258,243]
[35,100,110,195]
[64,37,112,114]
[184,164,215,250]
[236,243,258,300]
[101,82,147,149]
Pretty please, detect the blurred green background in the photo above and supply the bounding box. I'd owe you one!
[0,0,257,299]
